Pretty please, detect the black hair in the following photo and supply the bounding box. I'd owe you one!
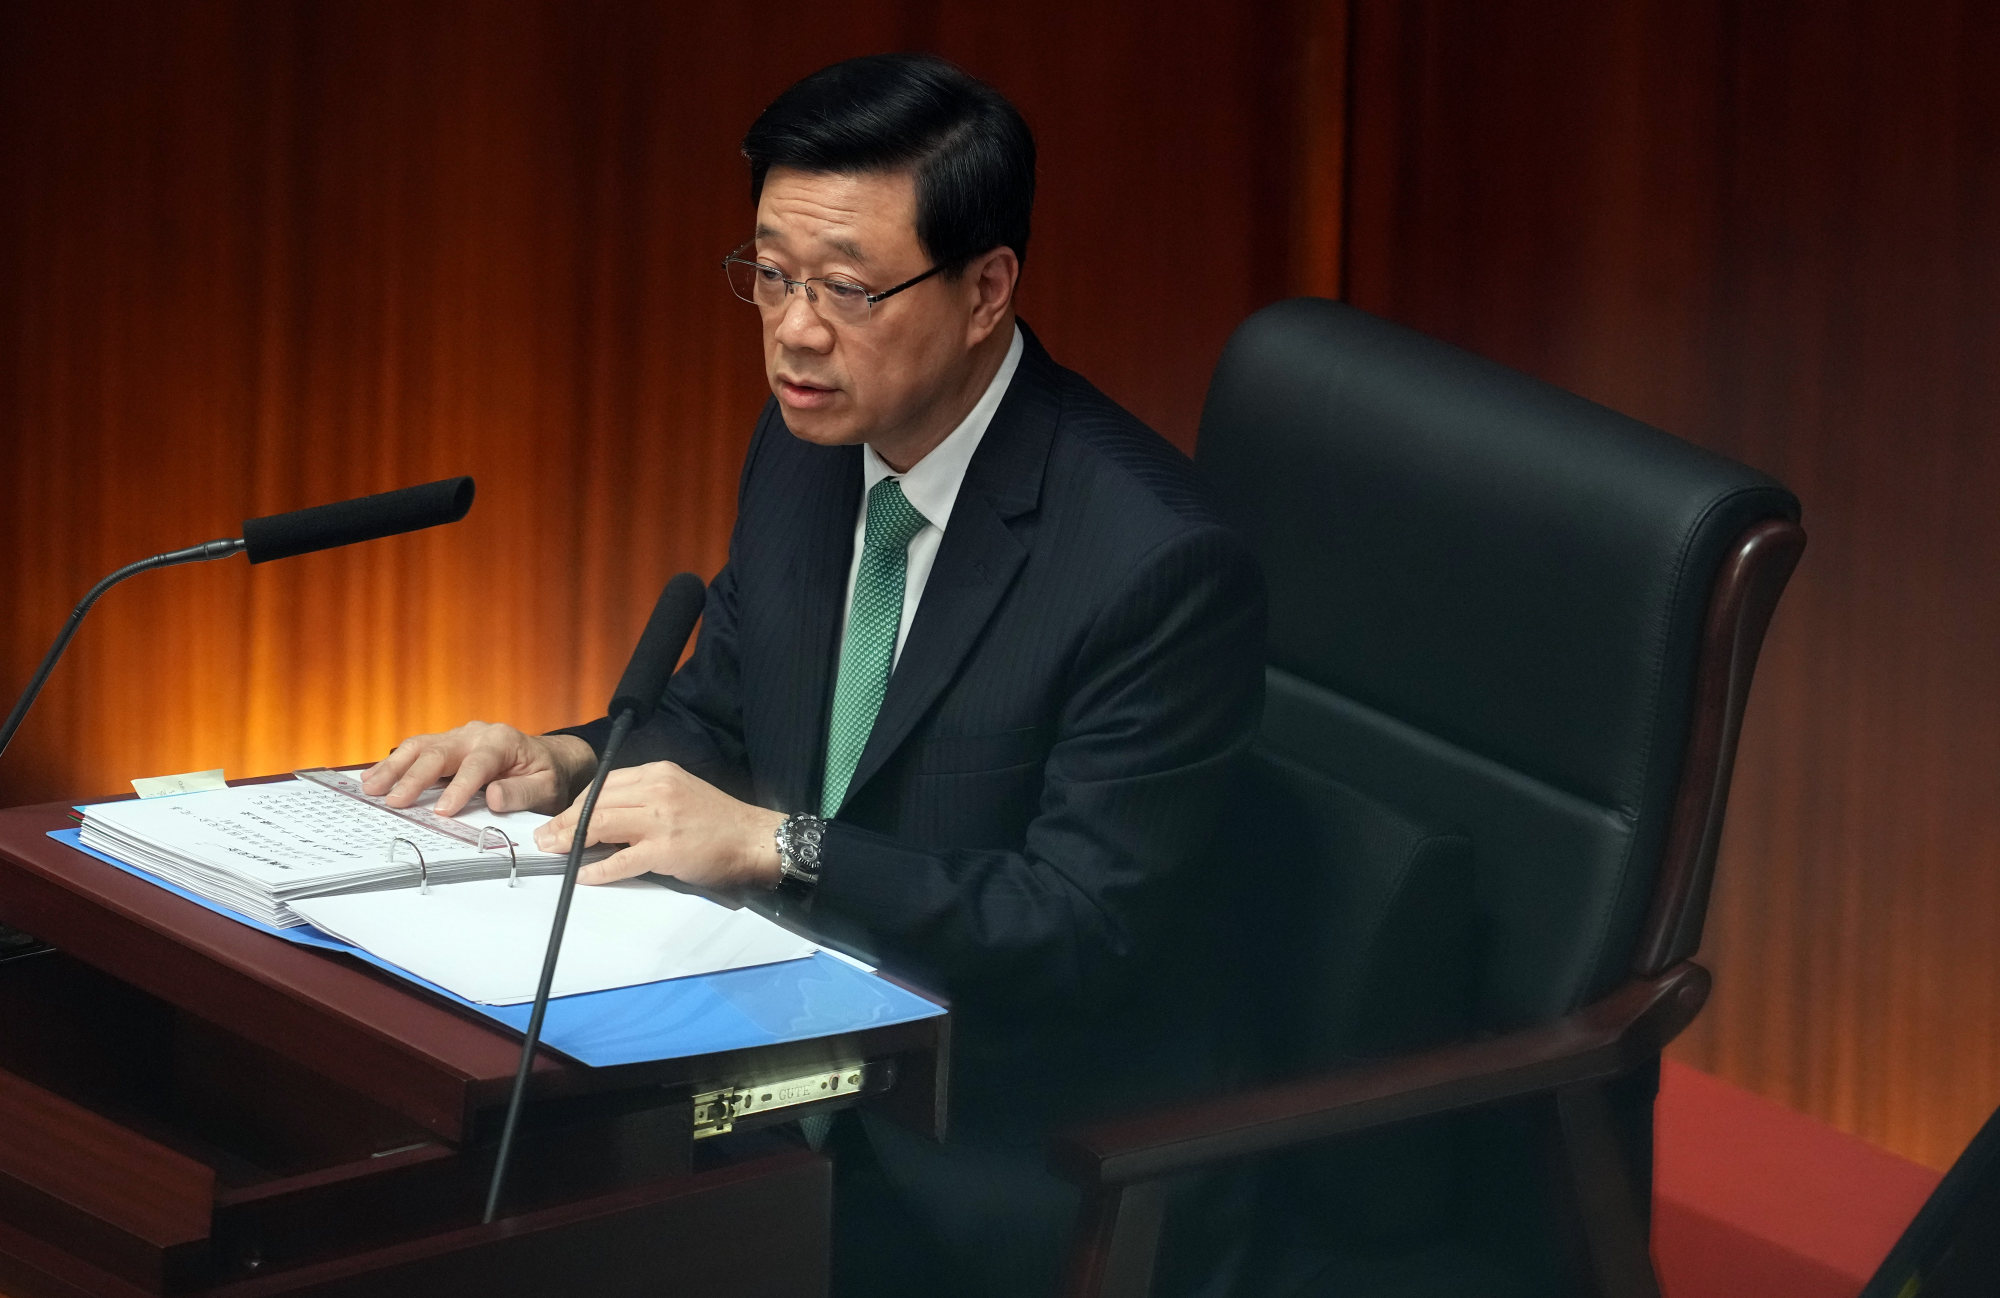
[741,53,1035,277]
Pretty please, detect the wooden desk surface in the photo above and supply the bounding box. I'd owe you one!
[0,794,939,1295]
[0,798,565,1140]
[0,797,946,1144]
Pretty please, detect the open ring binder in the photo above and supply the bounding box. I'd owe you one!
[388,836,429,895]
[476,826,520,887]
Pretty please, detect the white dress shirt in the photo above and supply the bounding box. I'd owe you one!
[841,324,1025,668]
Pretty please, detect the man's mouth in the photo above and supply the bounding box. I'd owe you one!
[778,377,839,408]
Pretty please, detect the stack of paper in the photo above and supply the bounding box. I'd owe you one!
[290,876,818,1005]
[80,776,603,928]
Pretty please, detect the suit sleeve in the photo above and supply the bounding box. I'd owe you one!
[809,522,1264,1014]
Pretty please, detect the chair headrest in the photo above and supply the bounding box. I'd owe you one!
[1198,299,1797,817]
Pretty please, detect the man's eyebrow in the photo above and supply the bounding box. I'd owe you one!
[753,224,872,267]
[824,236,870,265]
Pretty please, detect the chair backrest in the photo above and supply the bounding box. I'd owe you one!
[1198,299,1801,1045]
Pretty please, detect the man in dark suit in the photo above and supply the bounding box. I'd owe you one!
[363,53,1261,1297]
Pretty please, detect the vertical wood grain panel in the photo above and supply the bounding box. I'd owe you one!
[1290,0,1351,301]
[921,0,1304,451]
[0,2,1302,796]
[1342,0,2000,1171]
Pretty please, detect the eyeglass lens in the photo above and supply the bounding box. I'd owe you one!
[724,259,873,322]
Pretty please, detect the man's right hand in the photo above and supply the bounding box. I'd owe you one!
[360,721,597,817]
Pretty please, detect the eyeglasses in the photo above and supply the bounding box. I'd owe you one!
[721,242,942,326]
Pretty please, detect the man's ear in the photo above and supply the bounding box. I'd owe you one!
[963,246,1020,344]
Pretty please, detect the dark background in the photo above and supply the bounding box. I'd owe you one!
[3,0,1994,1175]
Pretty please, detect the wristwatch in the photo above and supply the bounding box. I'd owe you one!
[773,813,826,895]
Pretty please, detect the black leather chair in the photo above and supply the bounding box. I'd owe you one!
[1860,1099,2000,1298]
[1053,300,1805,1297]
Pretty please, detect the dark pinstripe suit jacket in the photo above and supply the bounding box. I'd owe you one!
[576,325,1264,1146]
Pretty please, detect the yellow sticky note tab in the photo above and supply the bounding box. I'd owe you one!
[132,769,228,799]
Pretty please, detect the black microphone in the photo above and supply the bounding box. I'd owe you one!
[608,571,707,723]
[242,476,474,564]
[0,477,476,763]
[483,573,707,1224]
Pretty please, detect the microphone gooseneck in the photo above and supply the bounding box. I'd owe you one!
[0,541,244,762]
[483,573,707,1224]
[1,479,475,764]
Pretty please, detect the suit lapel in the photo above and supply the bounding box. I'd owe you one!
[837,330,1064,809]
[767,438,862,813]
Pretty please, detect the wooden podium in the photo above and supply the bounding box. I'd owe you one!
[0,796,947,1297]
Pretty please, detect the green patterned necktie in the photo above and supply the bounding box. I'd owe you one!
[821,478,931,816]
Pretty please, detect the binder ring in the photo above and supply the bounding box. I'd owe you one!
[476,826,520,887]
[388,836,429,896]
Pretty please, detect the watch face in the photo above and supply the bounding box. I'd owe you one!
[777,814,823,892]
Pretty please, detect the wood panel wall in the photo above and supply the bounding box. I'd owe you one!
[0,0,1302,807]
[1343,0,2000,1172]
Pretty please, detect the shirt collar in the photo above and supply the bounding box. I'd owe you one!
[862,323,1024,532]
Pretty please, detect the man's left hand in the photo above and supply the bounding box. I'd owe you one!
[534,761,784,890]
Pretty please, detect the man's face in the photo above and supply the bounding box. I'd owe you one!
[751,166,985,466]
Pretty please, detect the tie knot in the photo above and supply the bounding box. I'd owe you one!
[864,478,929,552]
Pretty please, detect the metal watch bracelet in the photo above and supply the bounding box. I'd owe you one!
[774,812,825,893]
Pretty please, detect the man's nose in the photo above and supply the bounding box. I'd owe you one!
[773,286,833,351]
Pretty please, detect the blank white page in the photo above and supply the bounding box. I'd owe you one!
[291,876,816,1004]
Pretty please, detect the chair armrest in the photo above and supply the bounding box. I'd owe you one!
[1637,516,1806,975]
[1050,961,1709,1189]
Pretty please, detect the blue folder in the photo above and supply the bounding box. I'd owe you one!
[51,828,942,1069]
